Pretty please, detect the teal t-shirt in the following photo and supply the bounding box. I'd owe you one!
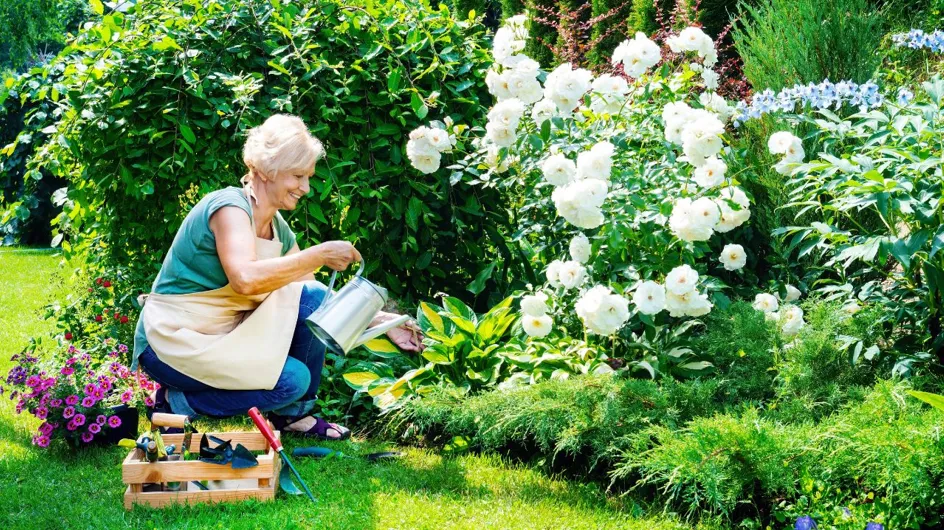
[131,186,297,368]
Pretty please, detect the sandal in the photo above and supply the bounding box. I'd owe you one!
[268,413,351,441]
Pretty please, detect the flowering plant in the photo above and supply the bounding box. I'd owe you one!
[406,15,767,378]
[3,340,157,448]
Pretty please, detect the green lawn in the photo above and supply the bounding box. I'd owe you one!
[0,249,705,530]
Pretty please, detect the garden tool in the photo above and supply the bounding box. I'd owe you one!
[198,435,258,469]
[292,446,404,462]
[151,412,195,459]
[305,259,410,355]
[248,407,317,503]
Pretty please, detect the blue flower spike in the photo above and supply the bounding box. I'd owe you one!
[865,523,884,530]
[795,515,817,530]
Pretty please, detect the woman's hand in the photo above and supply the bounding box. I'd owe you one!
[312,241,362,271]
[373,311,424,352]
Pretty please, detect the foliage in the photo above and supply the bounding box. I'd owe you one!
[343,295,612,412]
[615,381,944,528]
[732,0,883,92]
[626,0,658,36]
[11,0,501,307]
[0,0,60,71]
[429,18,763,380]
[774,77,944,368]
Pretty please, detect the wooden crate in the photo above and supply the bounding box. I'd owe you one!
[122,431,281,509]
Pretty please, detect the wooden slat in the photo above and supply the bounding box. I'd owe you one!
[158,432,275,452]
[122,455,275,484]
[123,484,276,509]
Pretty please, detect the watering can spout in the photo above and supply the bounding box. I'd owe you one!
[354,315,411,347]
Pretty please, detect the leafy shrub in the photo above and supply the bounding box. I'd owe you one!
[615,381,944,528]
[419,16,766,379]
[15,0,501,306]
[774,78,944,368]
[626,0,658,35]
[732,0,883,91]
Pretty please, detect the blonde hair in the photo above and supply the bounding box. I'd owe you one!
[242,114,324,181]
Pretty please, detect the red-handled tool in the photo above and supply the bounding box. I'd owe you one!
[248,407,317,503]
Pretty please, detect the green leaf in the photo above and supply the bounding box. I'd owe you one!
[442,296,475,322]
[406,196,422,230]
[467,262,496,295]
[342,371,380,389]
[361,337,400,357]
[445,313,477,335]
[421,344,453,365]
[179,124,196,144]
[908,390,944,412]
[417,302,445,333]
[90,0,104,15]
[387,68,402,93]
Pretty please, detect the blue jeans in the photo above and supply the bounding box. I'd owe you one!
[139,280,328,419]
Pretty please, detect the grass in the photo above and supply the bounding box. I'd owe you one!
[0,248,705,530]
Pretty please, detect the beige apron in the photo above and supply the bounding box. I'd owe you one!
[140,194,303,390]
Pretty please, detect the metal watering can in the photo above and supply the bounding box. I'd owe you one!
[305,259,409,355]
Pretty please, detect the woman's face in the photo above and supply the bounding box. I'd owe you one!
[263,169,311,210]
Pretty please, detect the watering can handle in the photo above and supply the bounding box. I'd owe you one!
[323,258,366,299]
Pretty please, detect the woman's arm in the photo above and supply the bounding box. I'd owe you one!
[210,206,361,295]
[286,243,316,282]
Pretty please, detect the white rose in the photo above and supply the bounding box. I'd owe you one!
[521,292,549,316]
[665,290,693,317]
[426,128,451,152]
[719,244,746,271]
[666,264,699,295]
[785,284,802,302]
[487,99,526,128]
[782,138,805,163]
[522,314,553,338]
[569,233,592,263]
[544,63,593,114]
[485,144,511,173]
[699,92,733,122]
[485,69,513,100]
[575,285,630,335]
[409,126,431,141]
[693,157,727,188]
[502,54,539,73]
[407,139,441,174]
[541,153,577,187]
[670,198,714,242]
[681,114,725,162]
[781,305,805,337]
[545,260,564,287]
[532,98,557,126]
[558,260,587,289]
[553,179,608,229]
[576,141,615,181]
[685,292,713,317]
[662,101,693,124]
[767,131,800,155]
[753,293,779,313]
[678,27,712,54]
[485,121,517,147]
[633,281,666,315]
[701,69,719,90]
[690,197,721,228]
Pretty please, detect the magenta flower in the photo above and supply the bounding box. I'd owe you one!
[60,367,74,376]
[73,414,86,426]
[109,350,118,358]
[81,396,97,408]
[39,422,54,435]
[26,375,41,388]
[118,344,128,353]
[35,435,50,448]
[81,432,94,443]
[42,377,56,390]
[65,395,79,406]
[36,406,48,420]
[80,353,91,363]
[62,406,75,419]
[92,388,106,400]
[144,396,155,407]
[96,415,107,425]
[88,423,101,434]
[120,390,133,403]
[15,401,24,414]
[67,345,77,354]
[107,415,122,428]
[50,398,63,407]
[84,383,97,396]
[100,379,112,391]
[66,420,78,431]
[66,357,77,365]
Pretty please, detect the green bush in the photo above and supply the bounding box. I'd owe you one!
[615,381,944,527]
[17,0,504,306]
[522,0,557,66]
[626,0,658,35]
[732,0,883,91]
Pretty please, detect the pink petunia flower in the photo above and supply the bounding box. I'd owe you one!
[49,398,63,407]
[66,357,77,365]
[65,395,79,406]
[81,396,97,408]
[68,345,77,354]
[35,435,50,448]
[81,432,94,443]
[84,383,97,396]
[107,415,122,428]
[120,390,133,403]
[35,406,48,420]
[96,415,107,425]
[66,420,78,431]
[39,422,54,435]
[26,376,41,388]
[72,414,85,426]
[144,396,155,407]
[62,406,75,419]
[118,344,128,353]
[60,367,74,376]
[88,423,101,434]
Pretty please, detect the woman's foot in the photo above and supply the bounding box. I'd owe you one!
[269,414,351,440]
